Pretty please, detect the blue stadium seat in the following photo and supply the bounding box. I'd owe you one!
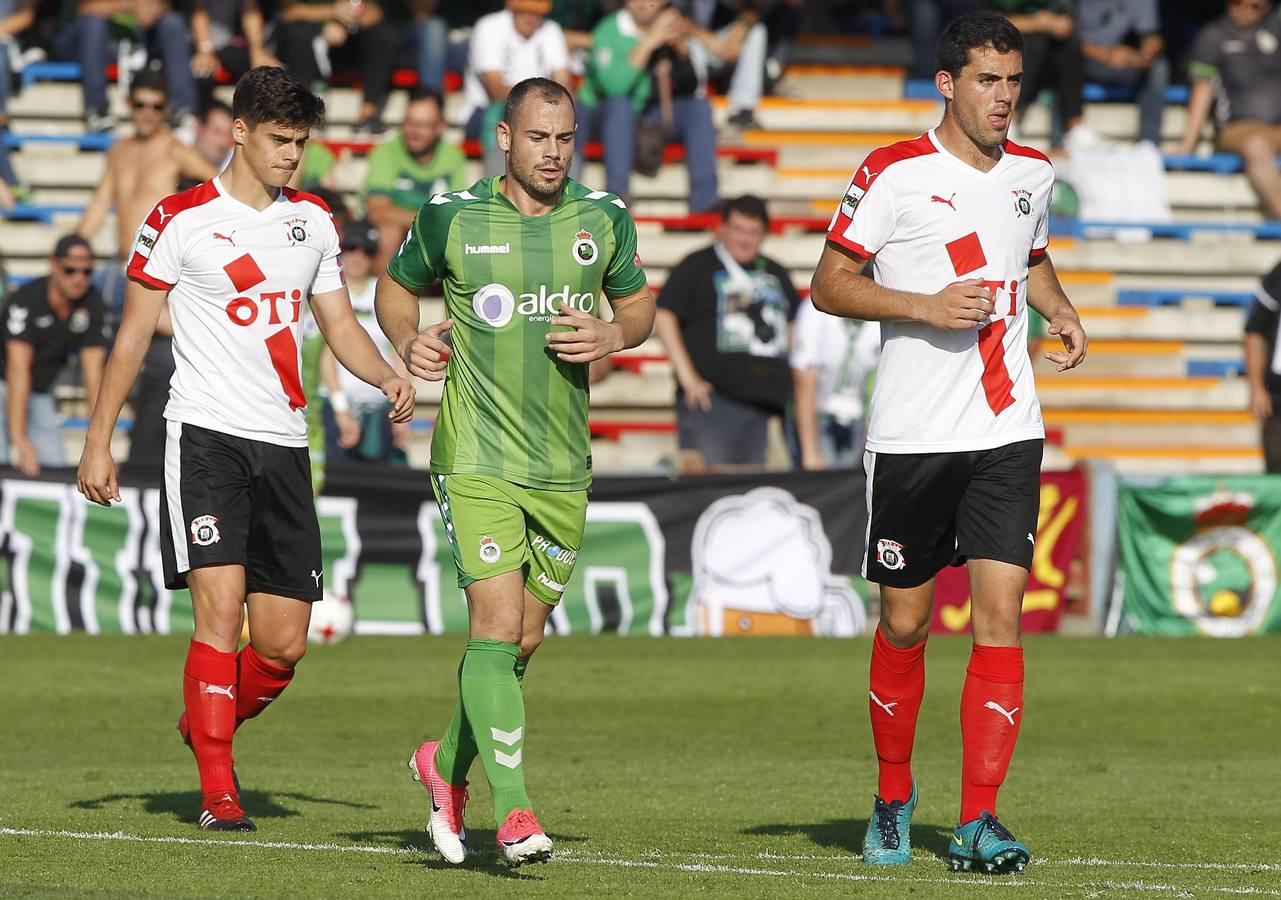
[1116,289,1256,307]
[1063,220,1281,240]
[1187,359,1245,377]
[3,132,114,151]
[4,203,89,223]
[20,61,83,88]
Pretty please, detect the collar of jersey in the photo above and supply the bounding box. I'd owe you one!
[212,175,285,215]
[489,175,572,216]
[926,127,1008,178]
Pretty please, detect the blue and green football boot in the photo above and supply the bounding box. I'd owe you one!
[948,811,1030,874]
[861,781,917,864]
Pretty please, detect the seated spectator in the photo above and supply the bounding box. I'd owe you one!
[653,195,800,468]
[0,0,34,204]
[790,301,879,470]
[188,0,280,110]
[276,0,398,133]
[1178,0,1281,221]
[989,0,1098,151]
[579,0,720,212]
[53,0,198,132]
[1245,258,1281,472]
[1,235,108,475]
[461,0,573,174]
[676,0,769,128]
[552,0,610,53]
[905,0,980,79]
[364,87,468,271]
[287,140,337,190]
[1077,0,1168,146]
[322,220,411,465]
[186,99,235,179]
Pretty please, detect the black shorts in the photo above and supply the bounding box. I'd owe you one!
[160,421,322,601]
[862,439,1043,588]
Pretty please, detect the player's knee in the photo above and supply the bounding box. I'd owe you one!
[519,629,544,660]
[254,638,307,669]
[879,610,930,647]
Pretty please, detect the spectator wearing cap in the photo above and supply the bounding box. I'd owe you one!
[322,220,413,464]
[1077,0,1169,146]
[1178,0,1281,221]
[364,88,469,273]
[1,235,109,475]
[461,0,574,174]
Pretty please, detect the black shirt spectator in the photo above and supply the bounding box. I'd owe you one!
[1244,261,1281,471]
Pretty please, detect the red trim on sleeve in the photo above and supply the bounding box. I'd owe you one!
[142,180,219,237]
[1002,140,1053,165]
[1029,246,1047,259]
[281,186,333,215]
[126,258,175,291]
[826,230,872,260]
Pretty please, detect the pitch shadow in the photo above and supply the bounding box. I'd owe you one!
[743,818,955,860]
[71,790,376,822]
[338,828,559,879]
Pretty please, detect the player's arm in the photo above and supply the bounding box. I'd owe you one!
[811,242,994,328]
[1026,253,1087,371]
[374,273,453,382]
[547,286,656,363]
[309,286,415,422]
[6,341,40,476]
[80,346,107,417]
[77,280,167,505]
[77,147,117,240]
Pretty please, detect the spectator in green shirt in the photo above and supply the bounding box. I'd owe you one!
[364,87,470,271]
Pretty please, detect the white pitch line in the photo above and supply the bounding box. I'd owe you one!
[2,828,1278,897]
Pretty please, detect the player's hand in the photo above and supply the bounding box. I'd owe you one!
[1250,385,1273,421]
[335,409,361,449]
[381,375,416,423]
[12,435,40,477]
[191,50,220,79]
[77,443,120,507]
[927,279,994,329]
[546,303,624,363]
[401,319,452,381]
[681,376,714,412]
[1044,307,1088,371]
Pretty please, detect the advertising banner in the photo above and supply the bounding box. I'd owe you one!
[931,468,1088,634]
[1117,477,1281,636]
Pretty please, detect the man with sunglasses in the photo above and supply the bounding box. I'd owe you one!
[1179,0,1281,220]
[0,234,109,475]
[78,71,219,316]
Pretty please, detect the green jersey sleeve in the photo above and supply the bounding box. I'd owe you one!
[603,206,647,297]
[386,201,445,293]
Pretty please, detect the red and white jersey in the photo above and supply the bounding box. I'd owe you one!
[127,177,344,446]
[826,129,1053,454]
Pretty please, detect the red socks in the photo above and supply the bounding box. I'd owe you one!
[236,645,294,726]
[959,644,1024,823]
[183,640,238,799]
[868,626,927,803]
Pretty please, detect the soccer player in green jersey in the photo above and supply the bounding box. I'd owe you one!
[375,76,656,867]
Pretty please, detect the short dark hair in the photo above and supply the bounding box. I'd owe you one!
[936,12,1023,77]
[502,77,575,128]
[129,69,168,100]
[53,233,92,259]
[407,86,445,112]
[199,99,233,123]
[721,194,770,229]
[232,66,325,130]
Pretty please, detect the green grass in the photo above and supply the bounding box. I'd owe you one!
[1,634,1279,898]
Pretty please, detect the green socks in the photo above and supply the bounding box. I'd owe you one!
[437,639,530,824]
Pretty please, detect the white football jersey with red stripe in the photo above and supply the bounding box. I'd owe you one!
[127,178,344,446]
[827,129,1052,454]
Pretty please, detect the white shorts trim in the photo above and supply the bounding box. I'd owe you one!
[163,420,189,574]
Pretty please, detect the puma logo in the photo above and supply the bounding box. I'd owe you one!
[212,231,236,246]
[984,701,1020,726]
[931,193,957,211]
[861,165,877,183]
[311,569,322,587]
[203,684,234,699]
[869,690,898,717]
[156,205,174,225]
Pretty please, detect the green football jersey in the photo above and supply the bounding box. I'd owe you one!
[388,176,647,490]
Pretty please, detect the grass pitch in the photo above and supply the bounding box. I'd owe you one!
[1,634,1279,898]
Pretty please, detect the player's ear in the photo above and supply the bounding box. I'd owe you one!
[232,116,250,147]
[496,120,512,154]
[936,69,955,102]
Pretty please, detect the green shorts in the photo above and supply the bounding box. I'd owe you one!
[432,473,588,605]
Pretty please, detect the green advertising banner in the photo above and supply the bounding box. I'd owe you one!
[1117,476,1281,636]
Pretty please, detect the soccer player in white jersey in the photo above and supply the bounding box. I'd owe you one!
[76,67,415,832]
[811,13,1087,874]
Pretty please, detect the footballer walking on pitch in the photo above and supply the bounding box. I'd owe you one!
[811,13,1087,874]
[376,77,655,866]
[76,67,415,831]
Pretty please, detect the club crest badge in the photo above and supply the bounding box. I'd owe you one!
[190,515,221,547]
[876,538,906,571]
[479,535,501,564]
[572,230,598,266]
[284,217,309,245]
[1012,188,1032,218]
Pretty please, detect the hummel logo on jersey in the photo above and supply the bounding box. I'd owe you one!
[156,205,174,225]
[465,242,511,255]
[984,701,1020,726]
[930,193,957,211]
[204,684,234,699]
[869,690,898,717]
[311,569,322,587]
[212,231,236,246]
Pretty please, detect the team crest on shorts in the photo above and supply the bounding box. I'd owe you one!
[1012,189,1032,218]
[190,515,221,547]
[876,538,906,571]
[571,230,598,266]
[478,535,501,564]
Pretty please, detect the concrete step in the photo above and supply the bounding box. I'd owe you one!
[1078,306,1245,341]
[1038,375,1246,410]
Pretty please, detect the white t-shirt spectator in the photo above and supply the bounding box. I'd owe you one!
[461,10,571,123]
[338,277,396,407]
[790,300,880,425]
